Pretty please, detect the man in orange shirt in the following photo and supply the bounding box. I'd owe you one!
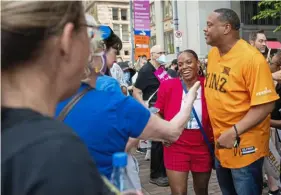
[204,8,279,195]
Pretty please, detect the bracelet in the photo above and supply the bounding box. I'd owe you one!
[233,125,239,137]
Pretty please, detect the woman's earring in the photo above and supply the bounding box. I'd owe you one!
[198,69,203,76]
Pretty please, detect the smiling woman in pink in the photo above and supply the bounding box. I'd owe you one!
[154,50,214,195]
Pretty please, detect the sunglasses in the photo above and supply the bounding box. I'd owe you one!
[82,24,112,40]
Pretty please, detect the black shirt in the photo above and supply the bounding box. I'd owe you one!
[2,108,115,195]
[134,62,160,102]
[167,68,178,78]
[271,84,281,120]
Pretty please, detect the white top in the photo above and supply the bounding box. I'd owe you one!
[110,63,128,87]
[132,72,138,85]
[181,86,202,129]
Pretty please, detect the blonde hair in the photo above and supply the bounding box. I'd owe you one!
[1,1,84,70]
[82,14,104,82]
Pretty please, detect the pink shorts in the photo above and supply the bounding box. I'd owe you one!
[164,130,212,172]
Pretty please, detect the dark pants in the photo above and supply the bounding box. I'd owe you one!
[150,141,167,179]
[215,157,264,195]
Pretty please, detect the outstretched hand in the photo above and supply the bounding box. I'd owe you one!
[183,81,200,107]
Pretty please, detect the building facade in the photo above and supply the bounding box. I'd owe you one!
[150,0,281,62]
[86,0,131,61]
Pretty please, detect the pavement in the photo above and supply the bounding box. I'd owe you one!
[135,153,269,195]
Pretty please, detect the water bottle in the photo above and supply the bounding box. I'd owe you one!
[110,152,142,195]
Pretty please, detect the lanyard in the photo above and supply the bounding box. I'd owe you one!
[181,80,215,158]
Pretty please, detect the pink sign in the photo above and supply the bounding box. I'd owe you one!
[154,66,172,83]
[134,0,150,31]
[134,22,150,30]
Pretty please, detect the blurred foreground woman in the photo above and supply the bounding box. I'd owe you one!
[1,1,116,194]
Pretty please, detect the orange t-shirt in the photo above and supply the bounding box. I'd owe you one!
[205,39,279,168]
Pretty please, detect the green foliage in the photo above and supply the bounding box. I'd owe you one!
[252,0,281,32]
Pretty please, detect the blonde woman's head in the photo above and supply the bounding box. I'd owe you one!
[82,13,105,83]
[2,1,90,100]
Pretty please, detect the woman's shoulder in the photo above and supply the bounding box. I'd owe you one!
[2,108,83,160]
[160,78,181,90]
[95,76,121,93]
[2,111,105,195]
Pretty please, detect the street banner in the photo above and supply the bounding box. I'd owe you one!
[133,0,151,60]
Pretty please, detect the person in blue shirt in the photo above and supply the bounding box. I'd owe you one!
[96,74,121,93]
[56,24,200,179]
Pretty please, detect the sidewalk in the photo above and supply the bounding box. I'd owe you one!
[135,153,269,195]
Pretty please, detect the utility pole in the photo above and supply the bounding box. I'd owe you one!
[130,0,135,64]
[173,0,180,56]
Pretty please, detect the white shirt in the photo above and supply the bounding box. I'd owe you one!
[132,72,138,85]
[110,63,128,87]
[180,86,202,129]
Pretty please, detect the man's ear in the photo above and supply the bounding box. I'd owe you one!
[249,40,255,46]
[223,24,232,35]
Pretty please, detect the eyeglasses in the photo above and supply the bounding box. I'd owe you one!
[82,24,113,40]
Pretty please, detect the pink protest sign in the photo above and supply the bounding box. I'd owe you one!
[154,66,172,83]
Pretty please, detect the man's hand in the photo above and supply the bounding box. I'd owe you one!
[217,127,237,149]
[182,81,200,107]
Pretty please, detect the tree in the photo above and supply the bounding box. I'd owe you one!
[252,0,281,32]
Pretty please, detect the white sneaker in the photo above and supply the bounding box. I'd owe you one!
[145,149,151,161]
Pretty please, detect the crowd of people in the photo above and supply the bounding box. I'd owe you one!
[2,1,281,195]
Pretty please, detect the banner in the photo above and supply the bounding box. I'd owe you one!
[134,48,150,60]
[133,0,151,60]
[133,0,150,31]
[264,138,281,180]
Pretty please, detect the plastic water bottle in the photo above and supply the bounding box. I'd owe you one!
[110,152,142,195]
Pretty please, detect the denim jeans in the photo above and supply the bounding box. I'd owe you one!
[215,157,264,195]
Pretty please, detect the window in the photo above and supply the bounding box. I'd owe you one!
[113,24,120,38]
[240,1,281,25]
[122,24,129,41]
[164,31,174,54]
[112,8,119,20]
[125,50,129,55]
[121,9,127,21]
[162,0,173,19]
[150,36,156,48]
[150,3,155,25]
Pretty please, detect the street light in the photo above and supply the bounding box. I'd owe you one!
[130,0,135,64]
[173,0,180,56]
